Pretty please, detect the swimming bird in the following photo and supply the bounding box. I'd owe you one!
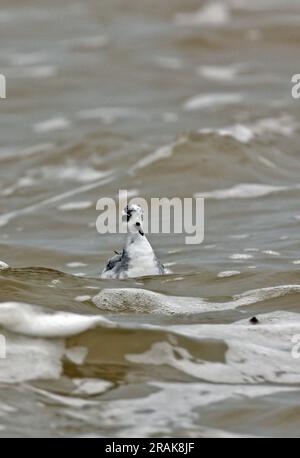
[101,204,164,279]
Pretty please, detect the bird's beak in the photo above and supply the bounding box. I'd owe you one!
[138,228,144,236]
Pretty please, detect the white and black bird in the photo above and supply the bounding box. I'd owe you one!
[101,204,164,279]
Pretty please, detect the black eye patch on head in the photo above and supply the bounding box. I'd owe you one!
[125,206,133,222]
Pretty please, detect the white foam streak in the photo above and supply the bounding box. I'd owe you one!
[198,65,239,81]
[183,93,242,111]
[58,201,93,211]
[133,144,174,170]
[196,183,293,200]
[33,117,71,133]
[133,137,186,171]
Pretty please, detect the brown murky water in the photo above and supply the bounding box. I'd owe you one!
[1,0,300,438]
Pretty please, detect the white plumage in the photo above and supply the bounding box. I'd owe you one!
[101,204,164,279]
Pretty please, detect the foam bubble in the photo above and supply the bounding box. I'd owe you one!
[94,285,300,316]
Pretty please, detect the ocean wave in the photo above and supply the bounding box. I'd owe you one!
[132,140,184,171]
[0,172,114,227]
[1,286,300,388]
[0,302,113,338]
[1,285,299,339]
[129,117,300,203]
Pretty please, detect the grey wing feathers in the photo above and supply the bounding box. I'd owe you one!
[155,256,165,274]
[104,252,123,272]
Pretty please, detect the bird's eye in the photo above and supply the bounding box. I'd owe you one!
[136,222,141,227]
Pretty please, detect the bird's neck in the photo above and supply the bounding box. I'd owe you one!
[126,232,152,251]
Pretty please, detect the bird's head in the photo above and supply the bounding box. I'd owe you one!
[122,204,145,236]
